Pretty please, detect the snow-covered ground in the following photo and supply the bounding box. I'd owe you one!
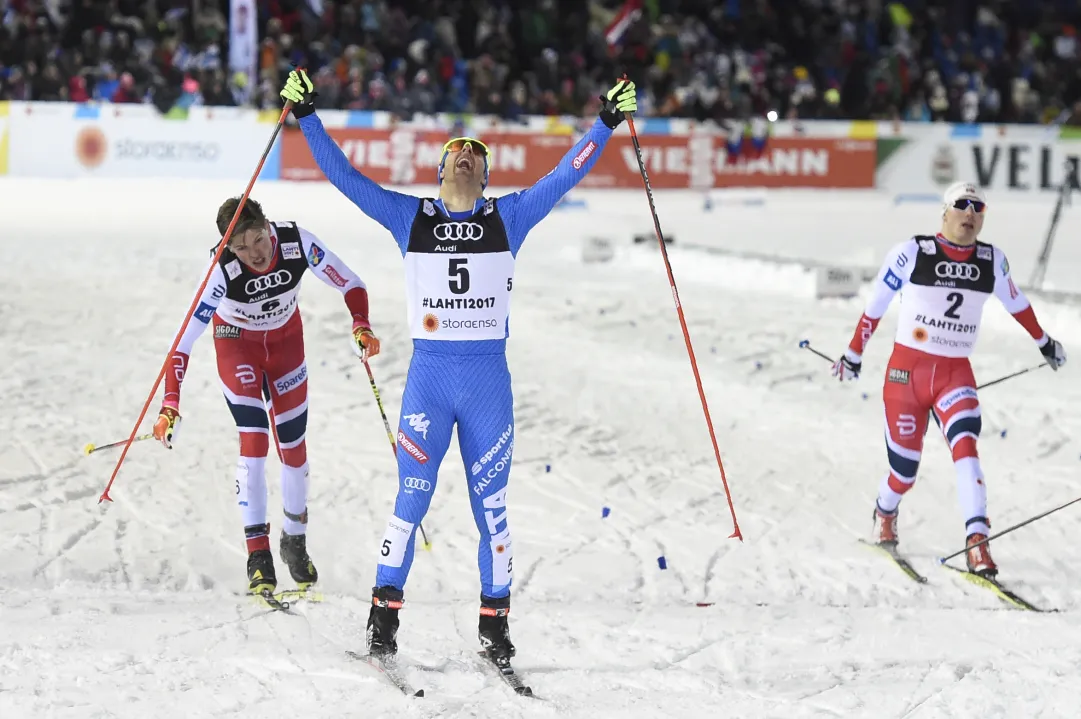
[2,179,1080,718]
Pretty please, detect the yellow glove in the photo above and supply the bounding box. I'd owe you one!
[599,79,637,128]
[280,69,316,118]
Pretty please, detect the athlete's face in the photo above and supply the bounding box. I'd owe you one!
[446,141,485,188]
[230,224,272,272]
[942,199,985,245]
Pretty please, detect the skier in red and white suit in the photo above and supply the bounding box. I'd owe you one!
[832,182,1067,577]
[151,197,381,594]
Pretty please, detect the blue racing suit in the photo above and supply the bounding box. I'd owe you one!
[297,114,614,598]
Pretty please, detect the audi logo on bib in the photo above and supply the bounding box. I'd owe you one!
[935,262,980,281]
[403,477,432,492]
[433,222,484,241]
[245,270,293,294]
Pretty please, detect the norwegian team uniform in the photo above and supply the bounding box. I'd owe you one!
[297,114,615,607]
[164,222,372,567]
[843,233,1047,554]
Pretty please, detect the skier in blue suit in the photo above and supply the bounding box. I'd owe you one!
[280,69,637,663]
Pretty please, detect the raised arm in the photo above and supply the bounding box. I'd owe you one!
[498,80,637,254]
[498,117,615,253]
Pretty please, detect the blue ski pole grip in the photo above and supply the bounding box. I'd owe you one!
[799,339,809,348]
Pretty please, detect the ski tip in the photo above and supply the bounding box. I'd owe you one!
[517,686,534,696]
[414,689,425,698]
[695,602,715,607]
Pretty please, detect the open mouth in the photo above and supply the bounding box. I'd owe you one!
[962,221,974,230]
[456,156,473,171]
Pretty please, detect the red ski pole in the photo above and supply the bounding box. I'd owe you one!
[621,81,743,541]
[98,100,295,503]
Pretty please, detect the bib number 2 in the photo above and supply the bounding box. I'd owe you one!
[944,292,964,319]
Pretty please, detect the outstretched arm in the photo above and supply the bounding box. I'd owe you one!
[298,226,371,326]
[296,114,417,254]
[499,80,637,255]
[499,117,615,253]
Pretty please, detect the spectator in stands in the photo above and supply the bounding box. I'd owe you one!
[0,0,1077,126]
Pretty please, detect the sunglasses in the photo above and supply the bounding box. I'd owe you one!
[441,136,489,158]
[952,198,986,213]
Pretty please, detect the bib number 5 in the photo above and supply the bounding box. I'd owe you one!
[449,258,470,295]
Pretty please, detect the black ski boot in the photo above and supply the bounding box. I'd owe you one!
[245,523,277,594]
[478,594,515,667]
[279,528,318,589]
[366,586,404,658]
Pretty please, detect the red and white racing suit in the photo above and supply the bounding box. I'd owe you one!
[164,221,371,550]
[844,233,1046,537]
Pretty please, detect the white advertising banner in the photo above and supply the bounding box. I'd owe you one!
[877,124,1081,200]
[6,103,276,179]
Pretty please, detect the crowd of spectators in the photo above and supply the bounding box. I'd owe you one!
[0,0,1079,126]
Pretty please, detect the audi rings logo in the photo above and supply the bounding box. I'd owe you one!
[245,270,293,294]
[935,262,980,281]
[404,477,432,492]
[433,222,484,241]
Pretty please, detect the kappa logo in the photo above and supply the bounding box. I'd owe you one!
[977,246,992,261]
[433,222,483,241]
[935,262,980,281]
[404,413,430,439]
[245,270,293,295]
[397,430,429,463]
[918,239,937,255]
[225,260,242,279]
[281,242,302,260]
[423,199,436,216]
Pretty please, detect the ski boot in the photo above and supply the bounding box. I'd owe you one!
[279,528,318,590]
[965,533,998,578]
[247,550,277,594]
[245,523,277,594]
[871,504,898,547]
[366,586,404,658]
[478,594,515,668]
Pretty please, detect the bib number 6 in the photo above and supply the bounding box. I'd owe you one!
[449,258,470,295]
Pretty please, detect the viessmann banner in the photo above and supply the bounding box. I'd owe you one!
[5,103,277,179]
[278,128,877,189]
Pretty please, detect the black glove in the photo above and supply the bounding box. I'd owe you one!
[598,79,637,129]
[280,69,317,119]
[1039,335,1066,371]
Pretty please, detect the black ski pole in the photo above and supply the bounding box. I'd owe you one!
[938,495,1081,564]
